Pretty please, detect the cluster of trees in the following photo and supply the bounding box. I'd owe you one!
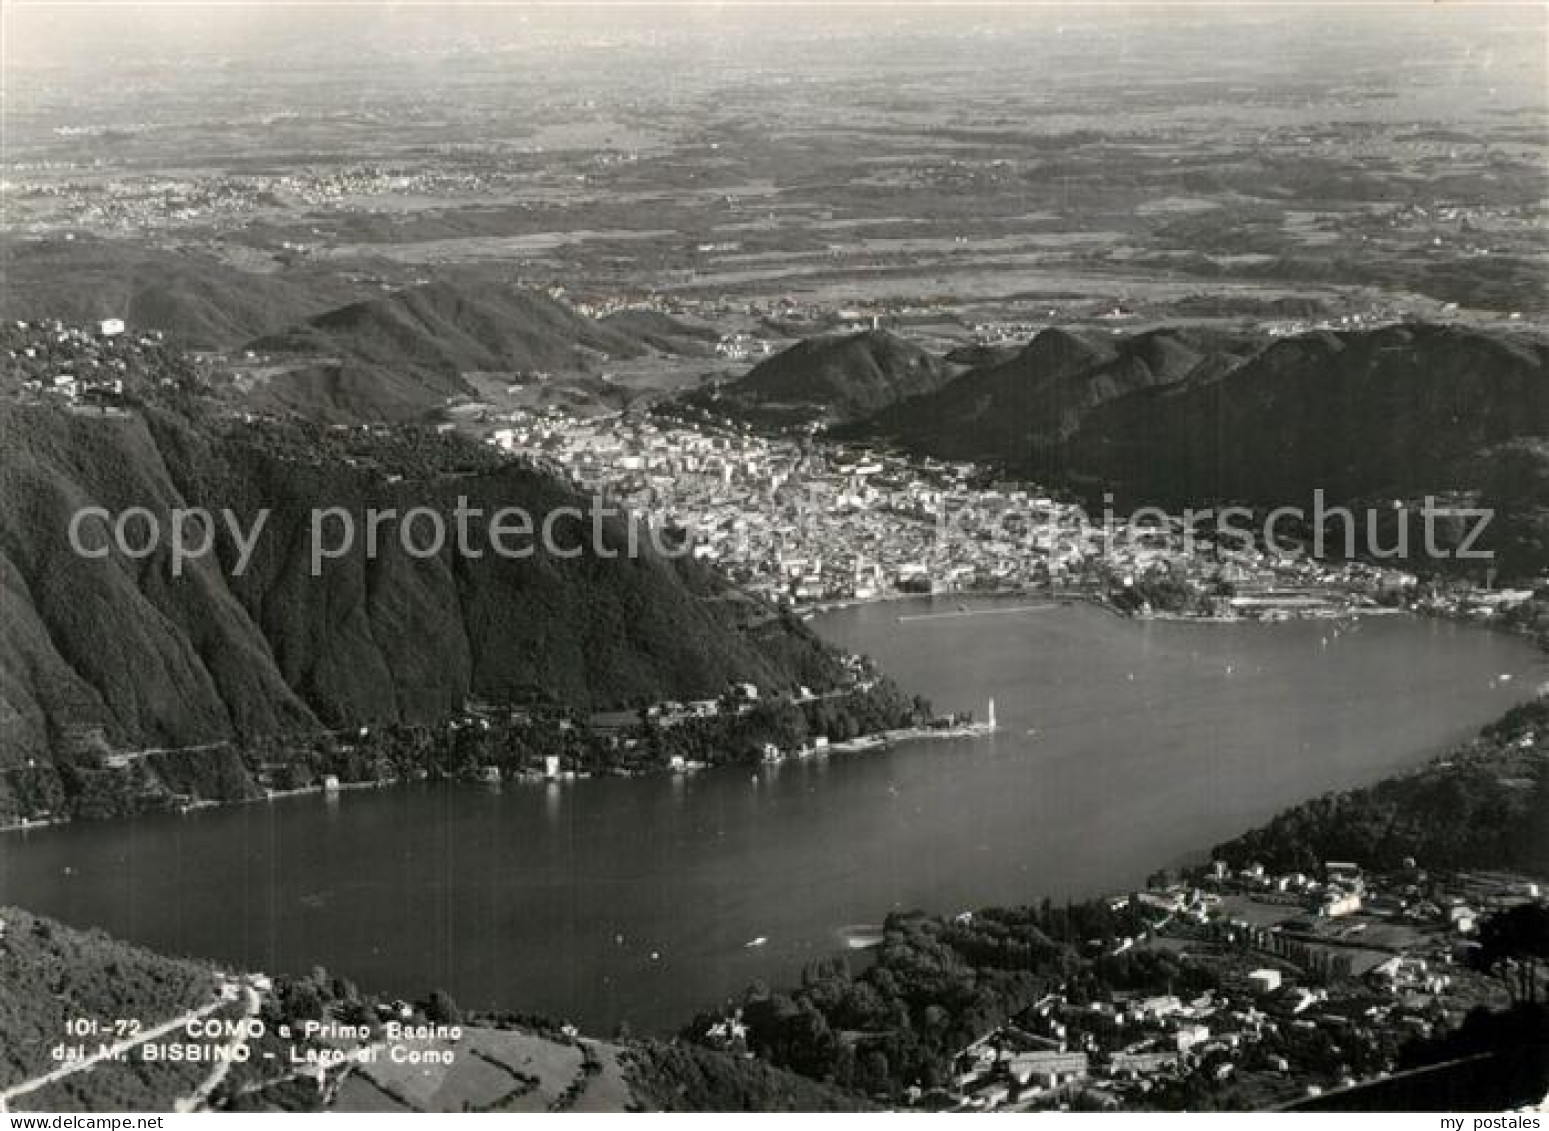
[220,966,463,1110]
[637,682,929,768]
[623,1041,873,1112]
[224,416,506,482]
[1104,564,1237,617]
[244,720,583,790]
[1474,902,1549,1004]
[0,763,71,825]
[1501,592,1549,650]
[687,900,1157,1101]
[9,676,925,826]
[239,678,926,792]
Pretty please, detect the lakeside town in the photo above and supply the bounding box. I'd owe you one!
[696,855,1546,1112]
[484,399,1546,627]
[4,859,1538,1114]
[11,312,1542,644]
[944,855,1543,1111]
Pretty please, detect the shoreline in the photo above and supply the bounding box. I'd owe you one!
[6,595,1541,837]
[804,586,1549,657]
[0,717,996,836]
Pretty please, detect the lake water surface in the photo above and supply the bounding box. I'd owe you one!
[1,598,1541,1032]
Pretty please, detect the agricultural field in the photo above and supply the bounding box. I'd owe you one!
[4,4,1543,340]
[333,1027,637,1114]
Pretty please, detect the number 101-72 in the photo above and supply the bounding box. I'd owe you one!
[64,1018,143,1038]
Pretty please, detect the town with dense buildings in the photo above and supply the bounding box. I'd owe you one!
[483,398,1544,627]
[683,845,1546,1112]
[916,860,1542,1111]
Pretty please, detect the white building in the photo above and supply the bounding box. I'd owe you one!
[1448,905,1478,934]
[1248,969,1282,993]
[1319,891,1362,918]
[1007,1051,1089,1090]
[1174,1024,1211,1053]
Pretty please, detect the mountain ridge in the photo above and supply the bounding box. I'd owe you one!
[852,324,1256,467]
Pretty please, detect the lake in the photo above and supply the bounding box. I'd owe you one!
[1,598,1542,1033]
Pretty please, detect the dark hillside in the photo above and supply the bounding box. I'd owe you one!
[0,906,221,1093]
[857,325,1252,468]
[0,402,844,818]
[1072,323,1549,505]
[1210,696,1549,876]
[709,329,954,422]
[855,323,1549,571]
[245,281,647,420]
[0,237,371,348]
[600,308,719,356]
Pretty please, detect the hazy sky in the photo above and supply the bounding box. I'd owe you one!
[4,0,1544,129]
[7,1,1543,67]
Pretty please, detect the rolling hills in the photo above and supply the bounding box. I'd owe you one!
[244,281,648,420]
[855,322,1549,570]
[702,328,955,423]
[853,325,1256,469]
[0,239,713,424]
[1066,323,1549,505]
[599,308,719,357]
[0,237,375,349]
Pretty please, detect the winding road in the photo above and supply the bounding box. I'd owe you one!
[0,979,260,1113]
